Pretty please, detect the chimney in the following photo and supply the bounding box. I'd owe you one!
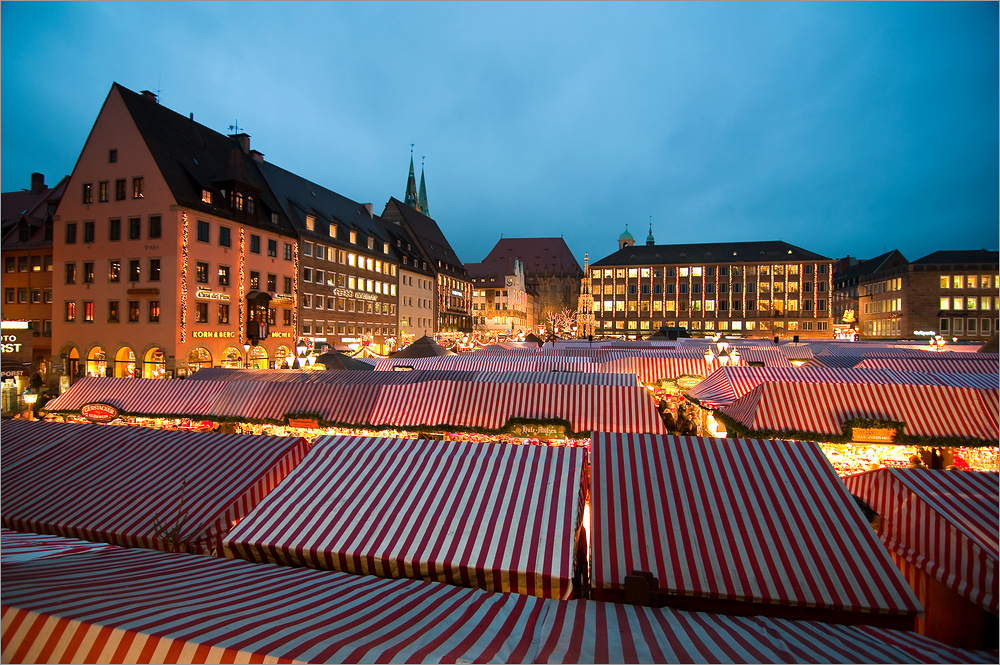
[190,112,194,121]
[250,149,265,163]
[30,172,45,194]
[363,203,373,218]
[229,133,251,155]
[140,90,158,103]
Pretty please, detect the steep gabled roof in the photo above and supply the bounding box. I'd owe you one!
[113,83,295,238]
[381,197,467,279]
[256,160,399,262]
[834,249,908,283]
[591,240,829,267]
[481,237,582,277]
[1,175,68,234]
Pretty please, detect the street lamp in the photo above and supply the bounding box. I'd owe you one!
[22,389,38,420]
[704,340,741,367]
[242,342,251,369]
[294,339,307,369]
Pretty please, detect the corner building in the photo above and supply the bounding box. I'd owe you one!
[52,84,299,379]
[590,235,834,339]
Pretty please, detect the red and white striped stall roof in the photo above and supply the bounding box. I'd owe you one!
[0,529,119,564]
[532,599,991,664]
[223,436,587,599]
[1,421,308,554]
[843,469,999,615]
[0,546,546,664]
[855,356,1000,375]
[44,376,667,434]
[590,433,923,621]
[688,367,999,409]
[3,535,991,664]
[43,376,228,416]
[722,381,999,442]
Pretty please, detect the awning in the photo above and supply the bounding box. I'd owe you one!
[44,376,229,416]
[855,356,1000,375]
[222,436,588,599]
[0,528,118,564]
[687,367,1000,409]
[590,433,922,626]
[1,421,308,554]
[843,469,999,615]
[721,382,999,443]
[2,533,991,664]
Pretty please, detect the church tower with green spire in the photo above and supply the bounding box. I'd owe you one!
[404,147,419,210]
[417,157,429,216]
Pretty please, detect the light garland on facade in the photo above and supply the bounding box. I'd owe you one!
[239,228,246,344]
[180,212,189,343]
[291,239,299,338]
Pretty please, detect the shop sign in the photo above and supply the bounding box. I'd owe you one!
[1,330,32,362]
[676,376,702,390]
[192,330,236,338]
[852,427,897,443]
[81,402,119,423]
[332,288,379,302]
[270,294,293,305]
[270,331,292,338]
[287,416,319,429]
[507,422,566,440]
[196,288,231,301]
[451,290,463,297]
[127,288,160,296]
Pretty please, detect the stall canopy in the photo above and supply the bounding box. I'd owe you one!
[843,469,999,615]
[0,528,118,564]
[1,421,308,553]
[223,436,588,599]
[3,532,991,664]
[854,356,1000,375]
[688,367,1000,409]
[590,433,922,627]
[45,375,665,435]
[720,381,999,444]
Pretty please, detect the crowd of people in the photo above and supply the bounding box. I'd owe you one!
[657,400,698,436]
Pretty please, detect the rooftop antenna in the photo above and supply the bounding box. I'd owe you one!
[154,75,163,102]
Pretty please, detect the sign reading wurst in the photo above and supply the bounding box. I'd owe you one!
[81,403,120,423]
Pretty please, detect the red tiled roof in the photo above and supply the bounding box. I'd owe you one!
[482,237,582,277]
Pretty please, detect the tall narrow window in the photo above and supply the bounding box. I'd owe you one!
[109,260,121,283]
[148,215,161,239]
[98,181,109,202]
[82,183,93,204]
[83,221,95,243]
[115,179,126,200]
[109,218,121,241]
[149,259,161,282]
[129,217,141,240]
[148,300,160,322]
[65,223,77,244]
[132,177,144,199]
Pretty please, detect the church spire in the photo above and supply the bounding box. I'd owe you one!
[404,145,419,209]
[418,156,429,216]
[646,216,655,246]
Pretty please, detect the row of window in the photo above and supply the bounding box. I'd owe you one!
[300,294,395,316]
[5,255,53,272]
[194,220,293,259]
[300,322,396,337]
[65,259,158,284]
[4,288,53,304]
[939,275,998,290]
[939,318,997,335]
[592,264,830,280]
[939,296,997,311]
[597,299,828,313]
[81,177,142,204]
[301,268,397,296]
[597,319,830,332]
[302,242,399,277]
[65,216,161,244]
[65,299,159,323]
[402,297,433,309]
[593,281,827,296]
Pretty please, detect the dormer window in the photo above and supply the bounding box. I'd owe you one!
[367,236,374,250]
[247,196,254,214]
[329,225,336,239]
[235,193,244,211]
[350,230,357,244]
[202,189,212,204]
[270,212,279,225]
[383,242,389,254]
[306,215,315,231]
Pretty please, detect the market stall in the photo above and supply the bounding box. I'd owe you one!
[843,468,998,648]
[589,433,923,629]
[2,532,992,664]
[1,421,308,553]
[0,528,119,564]
[854,356,1000,374]
[716,380,999,474]
[223,435,588,599]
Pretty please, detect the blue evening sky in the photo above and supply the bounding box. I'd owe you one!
[2,2,997,268]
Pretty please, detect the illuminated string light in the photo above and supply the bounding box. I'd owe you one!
[292,239,299,337]
[180,213,189,343]
[239,228,246,344]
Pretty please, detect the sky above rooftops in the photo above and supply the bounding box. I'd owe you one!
[2,2,997,268]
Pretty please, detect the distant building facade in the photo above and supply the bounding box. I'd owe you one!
[467,259,529,334]
[857,249,999,341]
[2,172,68,373]
[591,232,835,339]
[833,250,908,337]
[479,237,583,325]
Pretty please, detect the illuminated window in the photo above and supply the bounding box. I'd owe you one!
[628,268,638,278]
[953,276,962,289]
[202,189,212,204]
[679,267,689,277]
[967,276,976,289]
[967,297,977,310]
[65,301,76,321]
[132,177,143,199]
[306,215,315,231]
[692,267,703,277]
